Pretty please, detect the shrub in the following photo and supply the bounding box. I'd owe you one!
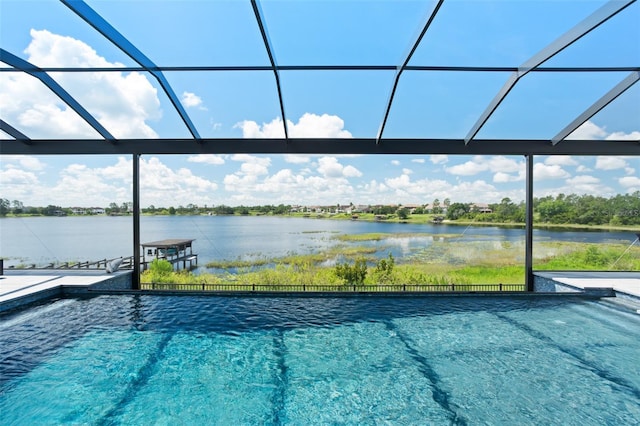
[149,258,173,274]
[335,258,367,285]
[372,253,395,283]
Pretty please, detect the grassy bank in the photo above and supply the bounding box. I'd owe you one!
[290,212,640,232]
[141,237,640,290]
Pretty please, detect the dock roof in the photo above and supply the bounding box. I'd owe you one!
[141,239,195,249]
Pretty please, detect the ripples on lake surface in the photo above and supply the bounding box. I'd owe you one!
[2,215,636,268]
[1,295,639,425]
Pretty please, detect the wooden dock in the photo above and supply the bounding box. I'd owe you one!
[141,238,198,271]
[2,238,198,273]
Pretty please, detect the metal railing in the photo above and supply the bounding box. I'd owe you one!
[140,282,526,293]
[6,256,136,270]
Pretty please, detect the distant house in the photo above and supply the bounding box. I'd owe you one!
[471,203,493,213]
[91,207,106,215]
[403,204,421,213]
[71,207,86,215]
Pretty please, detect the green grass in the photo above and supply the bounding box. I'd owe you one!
[205,245,379,269]
[139,238,639,291]
[334,232,462,242]
[535,243,640,270]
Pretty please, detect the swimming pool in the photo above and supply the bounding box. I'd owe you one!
[1,295,639,425]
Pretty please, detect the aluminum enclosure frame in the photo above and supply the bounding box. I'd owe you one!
[1,0,639,291]
[2,138,638,156]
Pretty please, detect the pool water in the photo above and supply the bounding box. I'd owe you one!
[1,295,639,425]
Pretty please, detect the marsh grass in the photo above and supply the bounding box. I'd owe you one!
[205,245,379,269]
[334,232,462,242]
[141,238,639,290]
[535,242,640,270]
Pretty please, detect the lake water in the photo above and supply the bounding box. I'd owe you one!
[0,215,637,268]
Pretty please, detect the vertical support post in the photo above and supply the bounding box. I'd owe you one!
[525,154,534,291]
[132,153,141,290]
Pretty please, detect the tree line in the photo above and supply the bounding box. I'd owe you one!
[445,192,640,226]
[2,192,639,226]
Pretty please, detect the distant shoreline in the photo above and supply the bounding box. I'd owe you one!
[2,212,638,234]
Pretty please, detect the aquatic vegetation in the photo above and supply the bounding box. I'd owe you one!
[536,243,640,270]
[335,258,368,285]
[334,232,461,242]
[141,239,638,290]
[204,245,379,269]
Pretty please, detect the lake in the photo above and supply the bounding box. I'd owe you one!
[0,215,637,268]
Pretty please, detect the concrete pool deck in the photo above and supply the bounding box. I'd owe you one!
[0,269,639,314]
[534,271,640,298]
[0,270,133,313]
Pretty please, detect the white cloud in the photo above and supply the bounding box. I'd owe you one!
[0,29,161,139]
[567,121,607,140]
[544,156,578,166]
[240,162,269,176]
[625,167,636,176]
[363,179,388,196]
[187,154,225,165]
[0,167,39,186]
[380,172,509,203]
[236,113,353,138]
[430,155,448,165]
[292,113,352,138]
[284,154,310,164]
[533,163,571,180]
[391,160,400,166]
[343,165,363,178]
[231,154,271,167]
[402,168,413,175]
[566,175,600,185]
[1,155,46,171]
[619,176,640,189]
[493,171,525,183]
[606,131,640,140]
[562,174,614,195]
[385,174,413,192]
[568,120,640,141]
[595,156,627,170]
[317,156,361,178]
[445,155,522,176]
[141,157,218,206]
[2,156,219,207]
[181,91,205,109]
[576,165,592,173]
[411,158,426,164]
[445,159,488,176]
[488,156,522,173]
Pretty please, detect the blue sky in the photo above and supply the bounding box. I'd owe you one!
[1,0,639,207]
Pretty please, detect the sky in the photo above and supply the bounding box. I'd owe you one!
[1,0,639,208]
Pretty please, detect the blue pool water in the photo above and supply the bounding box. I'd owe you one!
[1,295,639,425]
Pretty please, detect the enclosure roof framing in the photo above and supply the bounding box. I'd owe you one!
[2,138,638,156]
[376,0,444,143]
[0,0,638,155]
[464,0,637,145]
[251,0,289,140]
[552,71,640,145]
[0,48,115,140]
[60,0,201,139]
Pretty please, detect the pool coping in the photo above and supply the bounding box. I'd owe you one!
[2,270,639,314]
